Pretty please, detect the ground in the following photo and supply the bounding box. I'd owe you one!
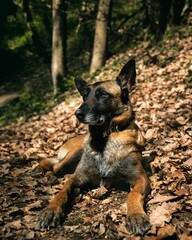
[0,32,192,239]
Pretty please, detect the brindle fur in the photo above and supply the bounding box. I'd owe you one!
[36,59,151,235]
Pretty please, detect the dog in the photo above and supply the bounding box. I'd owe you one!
[36,59,151,235]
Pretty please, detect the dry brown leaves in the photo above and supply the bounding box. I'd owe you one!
[0,34,192,239]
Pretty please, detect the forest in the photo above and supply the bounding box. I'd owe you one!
[0,0,192,239]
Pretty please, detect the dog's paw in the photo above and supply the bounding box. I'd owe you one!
[45,171,59,185]
[36,206,64,229]
[126,213,151,236]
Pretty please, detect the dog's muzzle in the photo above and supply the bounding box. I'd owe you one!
[75,108,105,125]
[75,108,84,122]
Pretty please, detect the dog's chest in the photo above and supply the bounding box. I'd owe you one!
[86,137,129,178]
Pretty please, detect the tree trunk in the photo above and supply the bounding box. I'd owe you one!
[52,0,67,95]
[172,0,186,25]
[143,0,150,28]
[90,0,112,74]
[158,0,172,38]
[23,0,48,58]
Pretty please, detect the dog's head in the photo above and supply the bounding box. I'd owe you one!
[75,59,136,125]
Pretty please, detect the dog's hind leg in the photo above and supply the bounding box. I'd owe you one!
[38,135,84,183]
[53,135,84,175]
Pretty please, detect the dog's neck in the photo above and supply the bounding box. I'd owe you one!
[89,104,135,139]
[89,124,109,153]
[109,103,135,133]
[88,106,134,153]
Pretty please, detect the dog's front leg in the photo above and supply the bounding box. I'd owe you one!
[36,173,86,229]
[126,174,151,235]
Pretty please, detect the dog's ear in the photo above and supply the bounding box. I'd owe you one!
[116,59,136,92]
[74,77,89,98]
[116,59,136,104]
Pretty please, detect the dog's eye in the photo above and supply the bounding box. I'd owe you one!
[101,91,108,97]
[97,90,109,99]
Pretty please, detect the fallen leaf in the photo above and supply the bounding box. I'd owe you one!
[83,217,91,223]
[90,185,108,199]
[145,128,157,140]
[102,198,113,204]
[26,231,35,240]
[179,230,192,240]
[4,219,22,229]
[99,223,106,235]
[148,194,177,204]
[157,225,176,239]
[149,202,181,226]
[183,158,192,168]
[162,141,180,152]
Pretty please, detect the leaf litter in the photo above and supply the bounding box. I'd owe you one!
[0,33,192,239]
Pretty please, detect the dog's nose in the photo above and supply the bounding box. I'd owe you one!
[75,109,84,121]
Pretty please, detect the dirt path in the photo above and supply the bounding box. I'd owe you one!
[0,92,19,107]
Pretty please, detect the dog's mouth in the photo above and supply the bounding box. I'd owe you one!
[78,114,106,125]
[89,117,105,125]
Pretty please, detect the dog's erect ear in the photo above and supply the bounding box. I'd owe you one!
[74,77,89,97]
[116,59,136,92]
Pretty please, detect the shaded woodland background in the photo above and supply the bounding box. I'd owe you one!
[0,0,192,239]
[0,0,191,126]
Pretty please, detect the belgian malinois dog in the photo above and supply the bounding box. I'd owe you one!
[36,59,151,235]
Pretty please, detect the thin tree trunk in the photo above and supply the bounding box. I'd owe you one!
[158,0,172,38]
[23,0,47,58]
[90,0,112,74]
[172,0,186,25]
[52,0,67,95]
[143,0,150,27]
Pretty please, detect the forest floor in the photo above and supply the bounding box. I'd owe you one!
[0,29,192,239]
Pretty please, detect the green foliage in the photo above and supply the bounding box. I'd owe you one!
[8,31,32,50]
[1,7,30,50]
[63,75,76,90]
